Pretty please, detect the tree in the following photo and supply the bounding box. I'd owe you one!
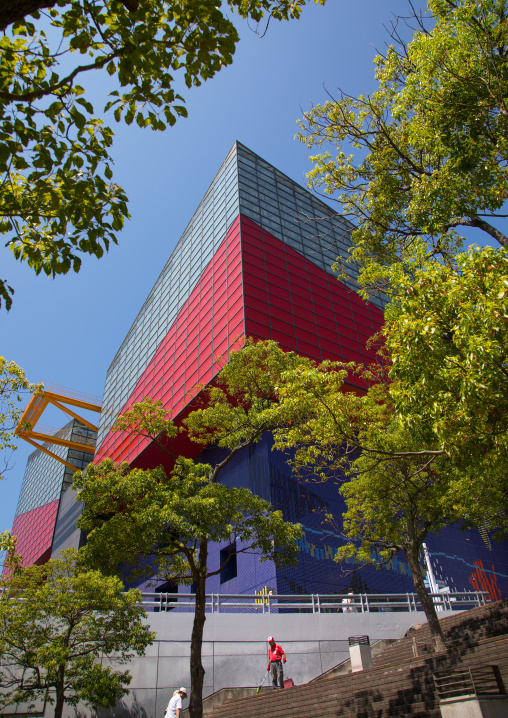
[0,549,154,718]
[385,245,508,475]
[272,355,508,649]
[295,0,508,620]
[0,0,325,310]
[0,357,41,479]
[73,339,307,718]
[334,415,505,651]
[297,0,508,297]
[0,532,22,573]
[335,423,460,652]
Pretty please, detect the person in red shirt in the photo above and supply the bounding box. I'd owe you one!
[267,636,286,689]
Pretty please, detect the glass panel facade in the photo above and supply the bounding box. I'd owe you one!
[15,421,95,516]
[9,420,96,569]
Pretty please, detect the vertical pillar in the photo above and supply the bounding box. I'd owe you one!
[348,636,373,672]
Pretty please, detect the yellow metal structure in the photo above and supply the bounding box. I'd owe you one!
[15,387,102,472]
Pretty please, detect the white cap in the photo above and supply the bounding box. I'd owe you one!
[267,636,274,642]
[179,687,187,694]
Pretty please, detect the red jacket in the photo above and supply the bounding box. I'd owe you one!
[268,644,284,662]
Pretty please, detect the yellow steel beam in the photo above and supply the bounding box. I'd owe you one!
[44,392,101,414]
[21,436,81,473]
[14,388,101,462]
[45,396,98,432]
[19,431,95,454]
[15,394,48,435]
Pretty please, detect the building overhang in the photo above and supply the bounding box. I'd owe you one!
[15,388,102,471]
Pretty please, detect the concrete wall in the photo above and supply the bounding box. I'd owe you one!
[34,608,455,718]
[439,695,508,718]
[51,487,84,558]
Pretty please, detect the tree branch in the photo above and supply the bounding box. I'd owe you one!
[441,216,508,246]
[0,54,116,103]
[0,0,137,32]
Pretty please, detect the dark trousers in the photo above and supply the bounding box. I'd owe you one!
[270,660,284,688]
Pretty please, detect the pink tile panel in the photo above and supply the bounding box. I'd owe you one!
[96,212,384,468]
[95,217,245,465]
[5,500,59,572]
[240,215,384,365]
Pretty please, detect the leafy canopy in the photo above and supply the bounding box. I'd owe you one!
[272,296,508,536]
[298,0,508,297]
[76,455,302,583]
[336,424,458,564]
[75,340,308,582]
[0,358,42,478]
[272,352,506,646]
[0,0,325,310]
[0,549,154,718]
[386,246,508,470]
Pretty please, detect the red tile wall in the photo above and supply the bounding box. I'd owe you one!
[241,215,383,371]
[96,214,383,468]
[9,500,59,569]
[95,217,245,465]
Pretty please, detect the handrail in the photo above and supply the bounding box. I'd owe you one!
[434,664,506,700]
[140,590,489,614]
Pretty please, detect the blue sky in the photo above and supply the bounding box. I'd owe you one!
[0,0,495,534]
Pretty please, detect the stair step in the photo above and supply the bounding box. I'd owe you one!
[208,600,508,718]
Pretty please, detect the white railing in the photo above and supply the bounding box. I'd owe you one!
[140,590,489,614]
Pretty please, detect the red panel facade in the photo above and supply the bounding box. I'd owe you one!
[95,217,245,465]
[96,214,383,468]
[10,500,59,568]
[241,216,383,372]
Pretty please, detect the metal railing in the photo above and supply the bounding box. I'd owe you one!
[140,590,489,614]
[434,664,506,700]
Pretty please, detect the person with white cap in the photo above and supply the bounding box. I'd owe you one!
[267,636,286,689]
[165,687,187,718]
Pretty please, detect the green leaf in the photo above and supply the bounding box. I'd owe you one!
[0,550,154,712]
[0,0,323,309]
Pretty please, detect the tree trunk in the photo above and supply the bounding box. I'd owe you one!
[53,673,65,718]
[404,542,446,652]
[0,0,57,31]
[188,539,208,718]
[0,0,138,30]
[467,216,508,248]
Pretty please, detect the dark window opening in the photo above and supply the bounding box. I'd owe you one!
[154,580,178,612]
[220,543,237,584]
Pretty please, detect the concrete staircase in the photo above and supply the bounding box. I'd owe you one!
[207,600,508,718]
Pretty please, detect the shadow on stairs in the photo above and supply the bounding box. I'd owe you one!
[192,599,508,718]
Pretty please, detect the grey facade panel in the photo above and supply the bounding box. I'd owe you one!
[50,486,85,558]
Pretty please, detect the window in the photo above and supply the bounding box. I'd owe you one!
[220,543,237,584]
[154,580,178,612]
